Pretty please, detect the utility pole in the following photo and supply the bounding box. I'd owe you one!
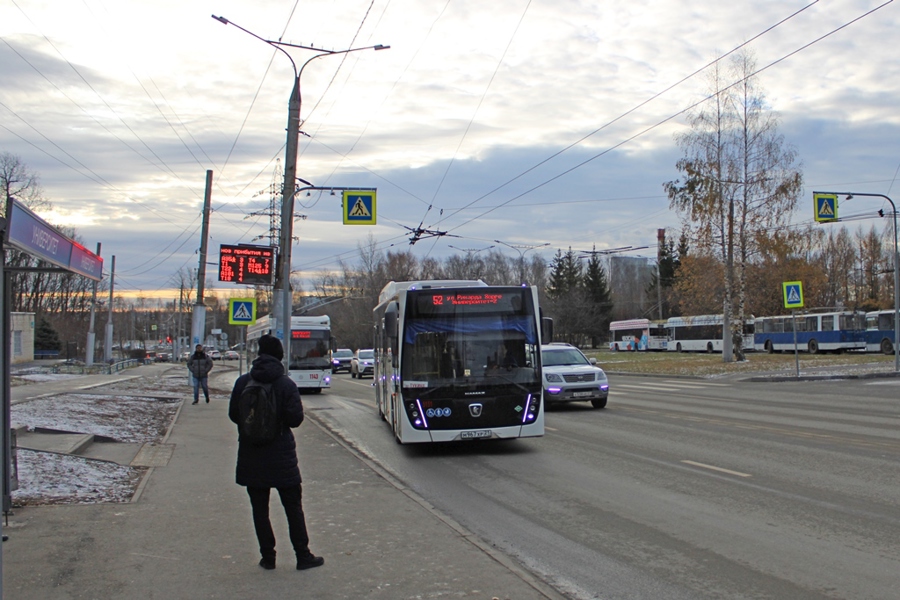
[104,256,115,363]
[191,170,213,348]
[86,242,101,366]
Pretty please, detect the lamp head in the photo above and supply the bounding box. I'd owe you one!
[211,15,229,25]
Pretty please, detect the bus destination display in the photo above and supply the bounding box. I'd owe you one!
[218,244,276,285]
[414,289,527,315]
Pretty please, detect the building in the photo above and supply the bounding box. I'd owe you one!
[10,312,35,364]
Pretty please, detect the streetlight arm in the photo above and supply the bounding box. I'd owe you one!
[211,15,297,77]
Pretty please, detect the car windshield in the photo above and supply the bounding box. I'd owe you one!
[358,350,374,359]
[542,348,591,366]
[334,350,353,358]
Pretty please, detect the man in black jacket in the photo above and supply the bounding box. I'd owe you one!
[228,334,324,571]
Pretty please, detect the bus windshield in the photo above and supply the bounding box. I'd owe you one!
[400,290,539,386]
[289,329,331,370]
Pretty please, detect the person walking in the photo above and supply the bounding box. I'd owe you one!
[187,344,213,405]
[228,334,324,572]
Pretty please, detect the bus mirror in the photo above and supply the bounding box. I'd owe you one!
[541,317,553,344]
[330,336,337,350]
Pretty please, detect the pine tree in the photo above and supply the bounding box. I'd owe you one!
[583,248,613,346]
[35,317,61,352]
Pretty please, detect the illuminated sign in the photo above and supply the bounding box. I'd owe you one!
[432,293,505,306]
[218,244,276,285]
[292,330,312,339]
[6,199,103,281]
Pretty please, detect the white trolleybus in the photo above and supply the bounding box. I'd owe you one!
[246,314,333,393]
[665,314,755,353]
[373,280,551,444]
[753,310,865,354]
[609,318,668,351]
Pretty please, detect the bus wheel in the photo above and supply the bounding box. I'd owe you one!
[881,339,894,355]
[808,339,819,354]
[706,342,714,353]
[676,343,683,353]
[766,341,774,354]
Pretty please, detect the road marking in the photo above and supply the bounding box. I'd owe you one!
[544,426,558,432]
[681,460,751,478]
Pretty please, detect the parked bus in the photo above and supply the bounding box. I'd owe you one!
[373,280,549,444]
[246,314,333,393]
[666,314,754,353]
[609,319,668,351]
[753,310,865,354]
[865,310,899,354]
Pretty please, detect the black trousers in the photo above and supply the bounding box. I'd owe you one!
[246,485,311,560]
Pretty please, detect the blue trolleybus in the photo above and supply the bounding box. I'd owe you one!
[754,310,865,354]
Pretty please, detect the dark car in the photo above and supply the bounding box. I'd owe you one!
[351,349,375,379]
[331,348,354,373]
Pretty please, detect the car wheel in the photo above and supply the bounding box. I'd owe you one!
[591,398,608,409]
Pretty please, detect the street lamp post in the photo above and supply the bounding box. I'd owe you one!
[815,191,900,373]
[494,241,549,282]
[212,15,388,372]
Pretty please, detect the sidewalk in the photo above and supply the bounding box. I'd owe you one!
[2,364,560,599]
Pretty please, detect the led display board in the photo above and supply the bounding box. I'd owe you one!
[218,244,276,285]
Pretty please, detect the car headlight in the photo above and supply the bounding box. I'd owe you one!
[545,373,563,383]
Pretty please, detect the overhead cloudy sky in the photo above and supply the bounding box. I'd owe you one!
[2,0,899,299]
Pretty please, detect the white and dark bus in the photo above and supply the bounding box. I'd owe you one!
[246,314,333,393]
[865,309,899,354]
[609,318,668,351]
[754,310,866,354]
[665,314,755,353]
[373,280,550,444]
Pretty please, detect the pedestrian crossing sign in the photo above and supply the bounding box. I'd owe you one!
[783,281,804,309]
[343,190,376,225]
[814,192,838,223]
[229,298,257,325]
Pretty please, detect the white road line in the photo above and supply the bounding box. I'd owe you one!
[681,460,752,478]
[615,383,692,392]
[545,426,559,432]
[663,380,729,387]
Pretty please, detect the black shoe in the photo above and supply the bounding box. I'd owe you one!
[205,398,209,403]
[191,400,198,405]
[259,557,276,570]
[296,554,324,570]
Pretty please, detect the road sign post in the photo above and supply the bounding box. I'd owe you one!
[783,281,804,378]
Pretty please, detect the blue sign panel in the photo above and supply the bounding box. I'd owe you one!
[6,199,103,281]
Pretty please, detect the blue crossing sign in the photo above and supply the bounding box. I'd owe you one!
[228,298,257,325]
[783,281,804,309]
[813,192,838,223]
[343,190,377,225]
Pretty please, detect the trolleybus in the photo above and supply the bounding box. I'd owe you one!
[864,309,898,354]
[373,280,550,444]
[609,318,667,351]
[753,310,865,354]
[246,314,333,392]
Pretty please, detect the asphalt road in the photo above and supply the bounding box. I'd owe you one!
[305,372,900,600]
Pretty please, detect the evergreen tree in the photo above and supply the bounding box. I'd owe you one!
[547,248,581,298]
[583,248,613,346]
[35,317,61,352]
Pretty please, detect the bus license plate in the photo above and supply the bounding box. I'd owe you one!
[461,430,491,440]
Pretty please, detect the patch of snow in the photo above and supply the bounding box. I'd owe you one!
[13,450,143,505]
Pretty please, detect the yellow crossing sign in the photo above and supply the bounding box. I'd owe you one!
[229,298,257,325]
[783,281,804,309]
[343,190,377,225]
[814,192,838,223]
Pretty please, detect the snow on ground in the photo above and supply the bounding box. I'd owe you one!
[10,369,186,506]
[13,450,143,505]
[13,393,179,443]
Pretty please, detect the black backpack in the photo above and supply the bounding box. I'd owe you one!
[238,377,280,446]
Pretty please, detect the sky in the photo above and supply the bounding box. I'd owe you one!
[2,0,900,300]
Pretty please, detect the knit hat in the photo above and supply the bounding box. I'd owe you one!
[258,334,284,360]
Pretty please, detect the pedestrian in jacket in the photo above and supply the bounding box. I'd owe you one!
[187,344,213,405]
[227,334,324,571]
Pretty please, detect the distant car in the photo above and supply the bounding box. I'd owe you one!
[209,349,222,360]
[351,349,375,379]
[223,350,240,361]
[180,351,191,362]
[541,345,609,409]
[331,348,354,373]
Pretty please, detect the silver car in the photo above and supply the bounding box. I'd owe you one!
[351,349,375,379]
[541,345,609,409]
